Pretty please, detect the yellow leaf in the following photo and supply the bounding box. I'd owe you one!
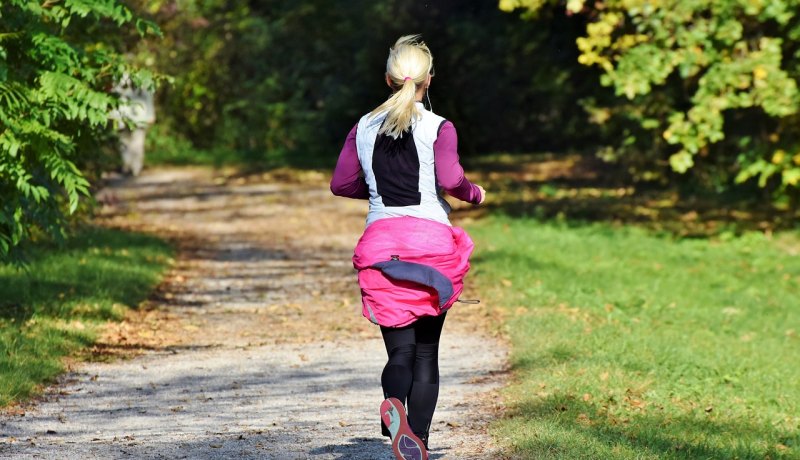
[753,66,767,80]
[499,0,547,12]
[498,0,516,11]
[566,0,584,13]
[782,169,800,186]
[772,149,786,164]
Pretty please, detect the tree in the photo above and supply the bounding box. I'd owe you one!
[502,0,800,204]
[0,0,158,263]
[133,0,598,166]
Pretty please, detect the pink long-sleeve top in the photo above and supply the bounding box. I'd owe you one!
[330,121,482,204]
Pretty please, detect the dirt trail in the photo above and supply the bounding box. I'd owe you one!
[0,167,507,459]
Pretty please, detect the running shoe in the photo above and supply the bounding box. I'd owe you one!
[380,397,428,460]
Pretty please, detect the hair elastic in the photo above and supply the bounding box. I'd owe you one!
[403,76,412,81]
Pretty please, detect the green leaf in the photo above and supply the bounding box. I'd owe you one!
[0,0,151,262]
[669,151,694,174]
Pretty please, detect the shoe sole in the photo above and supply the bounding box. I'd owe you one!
[380,397,428,460]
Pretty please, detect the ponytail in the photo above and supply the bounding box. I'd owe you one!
[369,35,433,139]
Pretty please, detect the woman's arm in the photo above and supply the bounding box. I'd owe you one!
[330,123,369,199]
[434,121,483,204]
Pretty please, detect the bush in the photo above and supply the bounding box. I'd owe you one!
[0,0,158,263]
[503,0,800,205]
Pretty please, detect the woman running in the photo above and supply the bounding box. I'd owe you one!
[330,34,485,460]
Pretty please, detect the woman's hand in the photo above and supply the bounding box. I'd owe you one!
[477,185,486,204]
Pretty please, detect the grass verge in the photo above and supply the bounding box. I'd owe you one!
[468,216,799,459]
[0,227,173,407]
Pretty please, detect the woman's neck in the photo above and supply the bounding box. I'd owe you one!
[415,86,427,101]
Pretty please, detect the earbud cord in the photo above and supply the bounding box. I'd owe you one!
[425,88,433,113]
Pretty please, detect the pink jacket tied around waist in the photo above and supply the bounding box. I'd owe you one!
[352,216,475,328]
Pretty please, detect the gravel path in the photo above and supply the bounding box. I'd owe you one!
[0,167,507,459]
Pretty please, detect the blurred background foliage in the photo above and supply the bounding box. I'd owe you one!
[130,0,600,166]
[4,0,800,262]
[132,0,800,208]
[502,0,800,208]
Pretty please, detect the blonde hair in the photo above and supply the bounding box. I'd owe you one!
[369,35,434,139]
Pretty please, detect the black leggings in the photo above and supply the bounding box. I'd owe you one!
[380,312,446,437]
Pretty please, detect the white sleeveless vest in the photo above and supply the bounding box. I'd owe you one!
[356,102,452,226]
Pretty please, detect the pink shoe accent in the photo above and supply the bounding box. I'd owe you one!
[380,398,428,460]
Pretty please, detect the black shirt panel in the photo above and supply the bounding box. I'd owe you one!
[372,130,422,207]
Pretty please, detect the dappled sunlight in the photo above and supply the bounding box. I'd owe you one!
[457,153,796,237]
[0,325,505,459]
[94,167,372,349]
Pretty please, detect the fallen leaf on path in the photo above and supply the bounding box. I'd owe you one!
[4,406,25,416]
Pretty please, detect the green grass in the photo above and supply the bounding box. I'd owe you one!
[468,216,800,459]
[0,227,173,407]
